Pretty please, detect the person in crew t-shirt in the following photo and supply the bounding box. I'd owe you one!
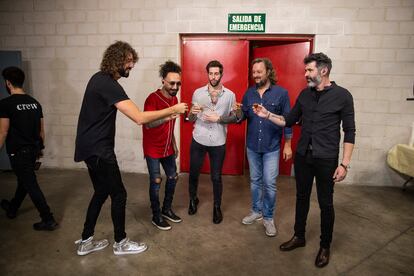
[0,66,58,231]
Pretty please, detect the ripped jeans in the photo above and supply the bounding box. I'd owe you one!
[145,154,177,218]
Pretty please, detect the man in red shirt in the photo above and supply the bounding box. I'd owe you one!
[143,61,182,231]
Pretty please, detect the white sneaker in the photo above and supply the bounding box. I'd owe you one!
[113,238,148,255]
[242,211,263,225]
[75,236,109,256]
[263,219,277,237]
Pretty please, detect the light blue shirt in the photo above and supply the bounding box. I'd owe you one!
[192,85,235,146]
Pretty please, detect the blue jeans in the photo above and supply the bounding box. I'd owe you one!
[246,147,280,220]
[145,154,177,218]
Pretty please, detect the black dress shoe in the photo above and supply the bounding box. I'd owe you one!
[188,198,199,215]
[1,199,17,219]
[33,219,59,231]
[279,236,306,251]
[213,205,223,224]
[315,247,330,268]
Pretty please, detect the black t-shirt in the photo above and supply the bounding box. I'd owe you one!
[0,94,43,154]
[74,71,129,162]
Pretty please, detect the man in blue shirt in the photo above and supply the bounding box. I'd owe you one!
[240,58,292,237]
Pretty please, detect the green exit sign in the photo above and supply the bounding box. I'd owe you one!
[228,13,266,33]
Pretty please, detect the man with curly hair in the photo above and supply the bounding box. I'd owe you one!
[142,61,182,231]
[74,41,187,256]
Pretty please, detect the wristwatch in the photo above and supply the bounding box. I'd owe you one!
[340,163,350,171]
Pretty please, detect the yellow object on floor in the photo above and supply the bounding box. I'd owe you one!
[387,144,414,178]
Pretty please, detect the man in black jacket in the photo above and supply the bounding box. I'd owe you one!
[253,52,355,268]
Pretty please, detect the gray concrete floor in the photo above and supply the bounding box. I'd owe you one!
[0,168,413,276]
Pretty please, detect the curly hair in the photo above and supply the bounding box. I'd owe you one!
[159,60,181,79]
[251,58,278,84]
[100,41,138,77]
[304,52,332,75]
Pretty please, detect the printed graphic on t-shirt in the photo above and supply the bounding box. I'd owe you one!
[15,103,39,111]
[0,94,43,154]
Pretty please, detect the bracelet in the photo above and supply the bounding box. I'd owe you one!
[340,163,350,171]
[266,112,271,119]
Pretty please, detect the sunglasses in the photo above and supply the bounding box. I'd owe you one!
[164,80,182,86]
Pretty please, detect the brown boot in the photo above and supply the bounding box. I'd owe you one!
[279,236,306,251]
[315,247,330,268]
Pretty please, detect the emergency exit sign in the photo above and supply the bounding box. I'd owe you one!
[228,13,266,33]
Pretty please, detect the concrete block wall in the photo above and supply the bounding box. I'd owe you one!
[0,0,413,186]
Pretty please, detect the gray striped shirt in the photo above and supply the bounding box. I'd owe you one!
[192,85,236,146]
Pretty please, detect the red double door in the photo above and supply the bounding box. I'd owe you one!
[180,35,313,176]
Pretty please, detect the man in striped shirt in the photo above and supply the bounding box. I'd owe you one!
[142,61,182,231]
[187,60,239,224]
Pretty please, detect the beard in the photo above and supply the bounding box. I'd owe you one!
[255,78,267,88]
[168,90,178,97]
[306,75,322,88]
[118,67,130,78]
[209,76,222,88]
[164,85,178,97]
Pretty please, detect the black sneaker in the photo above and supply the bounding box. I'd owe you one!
[152,216,172,231]
[1,199,17,219]
[162,209,182,223]
[33,219,59,231]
